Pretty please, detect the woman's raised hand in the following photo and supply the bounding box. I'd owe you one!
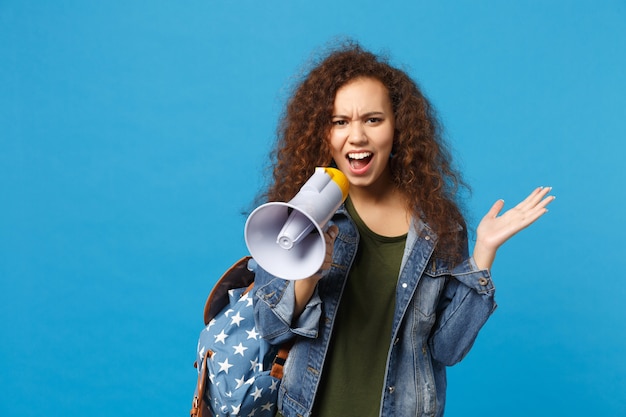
[473,187,555,270]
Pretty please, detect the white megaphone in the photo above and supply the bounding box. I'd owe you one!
[244,167,349,280]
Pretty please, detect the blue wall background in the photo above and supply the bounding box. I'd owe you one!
[1,1,625,416]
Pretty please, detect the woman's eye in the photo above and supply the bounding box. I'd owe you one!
[332,120,347,126]
[367,117,382,124]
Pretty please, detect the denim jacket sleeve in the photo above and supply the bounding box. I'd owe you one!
[428,255,496,366]
[253,265,323,345]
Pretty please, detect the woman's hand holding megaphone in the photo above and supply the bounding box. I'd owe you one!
[293,225,339,318]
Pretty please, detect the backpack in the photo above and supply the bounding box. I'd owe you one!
[190,256,290,417]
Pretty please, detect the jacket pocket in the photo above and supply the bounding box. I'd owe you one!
[415,270,447,318]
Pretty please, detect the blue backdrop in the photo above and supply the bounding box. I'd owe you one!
[1,1,625,416]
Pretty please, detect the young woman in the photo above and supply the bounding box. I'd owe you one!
[252,42,554,417]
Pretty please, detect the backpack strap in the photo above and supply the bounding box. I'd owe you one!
[203,256,254,325]
[270,343,293,379]
[190,350,212,417]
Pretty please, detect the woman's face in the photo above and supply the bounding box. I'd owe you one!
[328,77,395,193]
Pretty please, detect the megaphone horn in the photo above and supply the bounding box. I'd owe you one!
[244,167,349,280]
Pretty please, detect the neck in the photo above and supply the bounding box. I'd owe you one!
[347,181,411,237]
[348,172,401,206]
[349,184,398,206]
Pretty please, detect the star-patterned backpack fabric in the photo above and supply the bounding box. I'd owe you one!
[191,257,290,417]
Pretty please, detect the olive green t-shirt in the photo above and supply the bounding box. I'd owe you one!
[312,198,407,417]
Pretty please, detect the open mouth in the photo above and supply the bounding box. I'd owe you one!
[347,151,373,171]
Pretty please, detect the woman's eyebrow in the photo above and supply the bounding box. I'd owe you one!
[362,111,385,117]
[331,111,386,118]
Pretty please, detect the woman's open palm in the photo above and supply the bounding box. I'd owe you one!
[473,187,555,269]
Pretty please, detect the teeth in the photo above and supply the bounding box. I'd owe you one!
[348,152,372,160]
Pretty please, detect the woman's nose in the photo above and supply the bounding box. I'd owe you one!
[348,122,367,143]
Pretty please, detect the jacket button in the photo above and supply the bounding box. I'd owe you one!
[387,386,395,394]
[424,235,430,241]
[478,277,488,286]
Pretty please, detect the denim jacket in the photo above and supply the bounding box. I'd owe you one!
[253,206,496,417]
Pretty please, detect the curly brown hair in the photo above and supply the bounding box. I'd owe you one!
[263,40,469,256]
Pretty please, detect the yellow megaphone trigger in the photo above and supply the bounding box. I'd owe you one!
[322,167,350,201]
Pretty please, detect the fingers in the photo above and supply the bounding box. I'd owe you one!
[324,225,339,253]
[326,226,338,255]
[327,224,339,241]
[525,187,555,221]
[486,199,505,219]
[536,187,556,210]
[515,187,556,227]
[518,186,554,210]
[319,225,339,277]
